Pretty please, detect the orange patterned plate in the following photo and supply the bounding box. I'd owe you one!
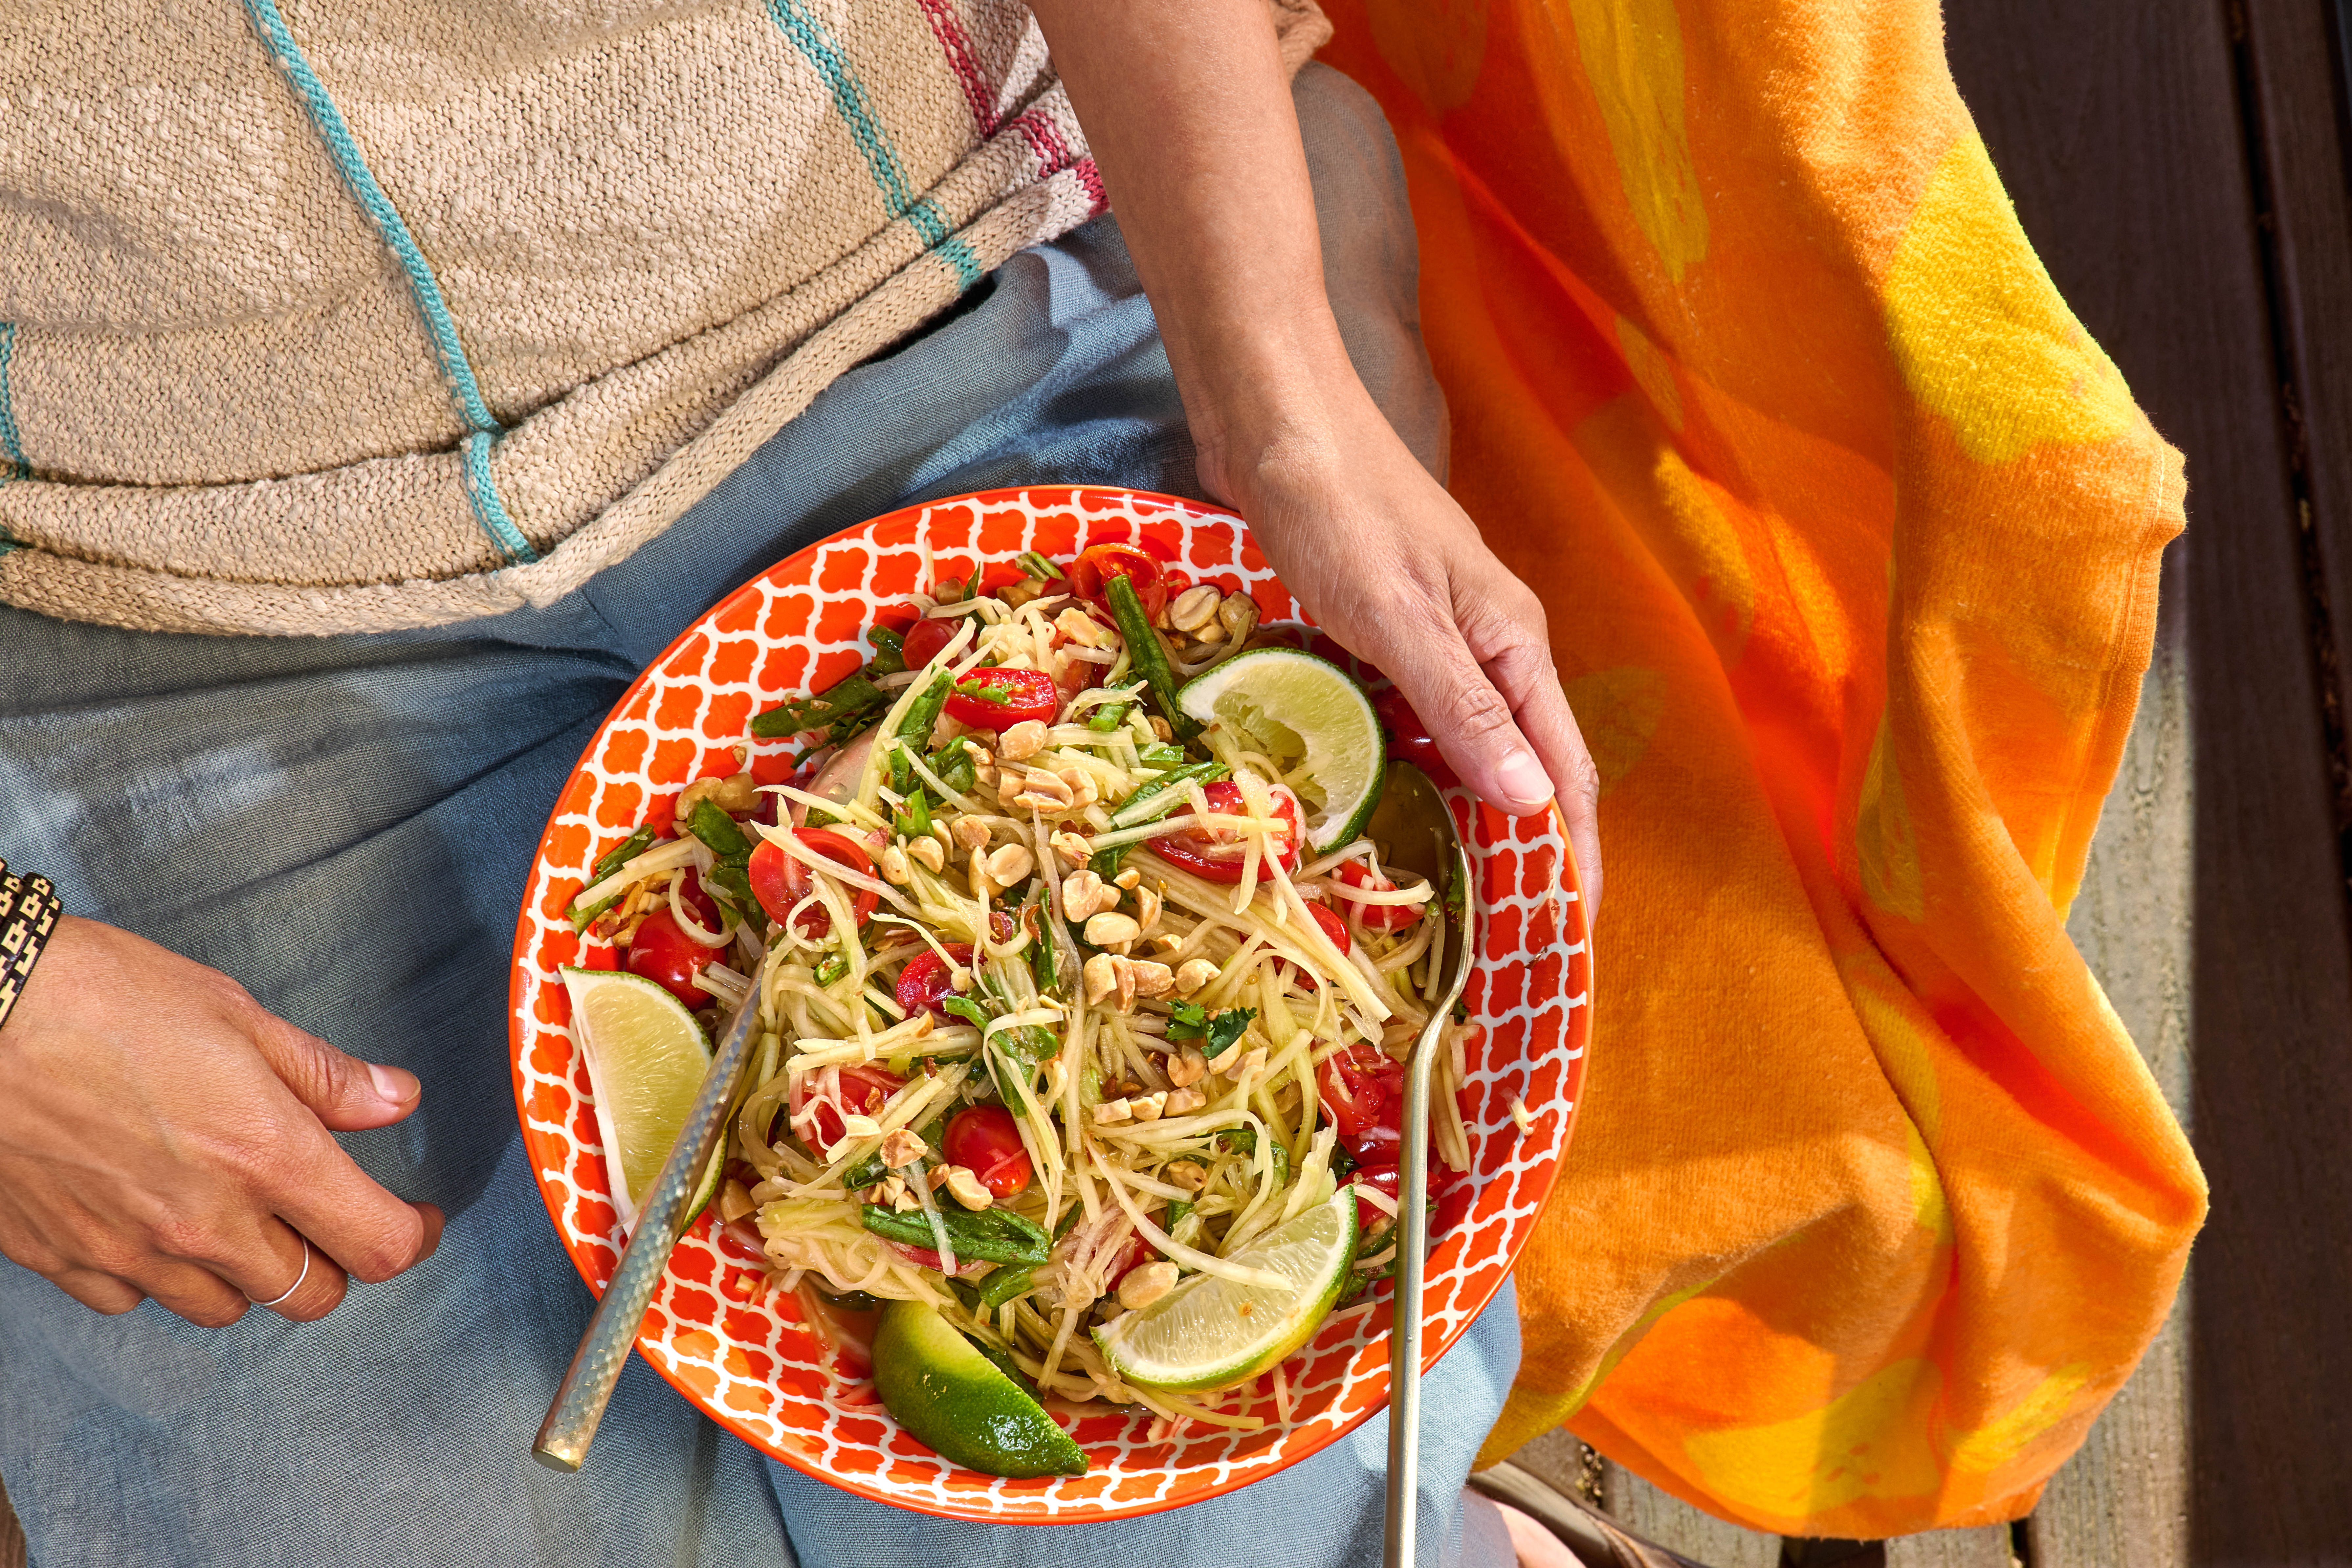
[507,485,1591,1522]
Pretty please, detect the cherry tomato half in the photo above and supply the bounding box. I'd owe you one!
[749,828,880,937]
[895,943,975,1020]
[1350,1160,1402,1234]
[1316,1038,1406,1141]
[943,1104,1033,1198]
[806,1062,906,1151]
[1372,686,1459,789]
[943,666,1061,730]
[1065,542,1167,622]
[1274,901,1352,989]
[627,906,720,1007]
[901,615,956,671]
[1348,1158,1471,1239]
[1148,780,1302,884]
[1336,860,1421,933]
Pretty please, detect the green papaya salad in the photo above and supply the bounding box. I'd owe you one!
[566,541,1479,1472]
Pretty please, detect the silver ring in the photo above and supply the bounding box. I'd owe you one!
[249,1240,310,1309]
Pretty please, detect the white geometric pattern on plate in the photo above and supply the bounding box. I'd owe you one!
[507,485,1592,1521]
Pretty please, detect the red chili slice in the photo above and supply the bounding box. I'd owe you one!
[748,828,880,937]
[1148,780,1302,884]
[943,667,1060,730]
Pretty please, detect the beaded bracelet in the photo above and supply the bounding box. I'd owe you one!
[0,860,62,1035]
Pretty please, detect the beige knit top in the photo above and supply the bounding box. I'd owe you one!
[0,1,1329,636]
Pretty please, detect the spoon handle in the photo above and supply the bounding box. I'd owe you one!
[1385,844,1476,1568]
[534,992,758,1472]
[1383,1013,1440,1568]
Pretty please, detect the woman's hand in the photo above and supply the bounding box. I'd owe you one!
[1031,0,1602,915]
[0,916,443,1324]
[1198,386,1605,917]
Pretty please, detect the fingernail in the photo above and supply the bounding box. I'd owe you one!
[1496,749,1552,812]
[368,1063,418,1107]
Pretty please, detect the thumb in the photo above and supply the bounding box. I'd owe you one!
[244,1009,420,1132]
[1377,602,1554,817]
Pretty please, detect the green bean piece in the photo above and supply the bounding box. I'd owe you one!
[1105,573,1199,740]
[590,825,658,882]
[686,800,755,866]
[976,1264,1037,1313]
[859,1204,1052,1266]
[567,891,623,933]
[749,671,890,739]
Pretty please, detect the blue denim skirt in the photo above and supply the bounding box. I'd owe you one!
[0,71,1518,1568]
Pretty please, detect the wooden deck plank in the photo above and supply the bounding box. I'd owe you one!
[1945,0,2352,1563]
[1883,1527,2014,1568]
[1602,1465,1782,1568]
[2033,563,2193,1568]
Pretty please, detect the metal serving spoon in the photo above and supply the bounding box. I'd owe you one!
[534,987,761,1471]
[1365,762,1478,1568]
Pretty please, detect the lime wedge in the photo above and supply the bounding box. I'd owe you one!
[1177,649,1384,850]
[873,1300,1090,1477]
[1092,1186,1359,1393]
[560,967,721,1228]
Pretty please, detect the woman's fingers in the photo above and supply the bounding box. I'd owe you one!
[1473,627,1605,921]
[242,1005,421,1134]
[49,1268,145,1316]
[223,1224,352,1322]
[0,917,445,1327]
[256,1116,445,1286]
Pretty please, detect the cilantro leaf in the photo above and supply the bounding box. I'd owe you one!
[1168,1001,1256,1058]
[940,995,993,1031]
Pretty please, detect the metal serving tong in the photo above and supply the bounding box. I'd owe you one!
[534,987,761,1472]
[1367,762,1478,1568]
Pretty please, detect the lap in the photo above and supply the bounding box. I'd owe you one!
[0,67,1505,1568]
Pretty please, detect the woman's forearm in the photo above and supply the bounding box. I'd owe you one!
[1027,0,1361,491]
[1029,0,1606,911]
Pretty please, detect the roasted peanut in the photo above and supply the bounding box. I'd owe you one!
[880,844,912,885]
[1092,1097,1134,1125]
[942,1165,995,1211]
[1126,959,1175,999]
[1118,1260,1180,1309]
[1167,1044,1209,1087]
[1060,869,1114,922]
[998,719,1049,761]
[986,842,1034,886]
[1127,1091,1168,1123]
[952,816,993,851]
[1163,1087,1207,1116]
[1173,958,1220,996]
[1168,585,1222,634]
[909,836,947,873]
[879,1128,928,1168]
[1055,606,1110,647]
[1049,829,1094,867]
[1085,911,1141,946]
[1084,954,1120,1006]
